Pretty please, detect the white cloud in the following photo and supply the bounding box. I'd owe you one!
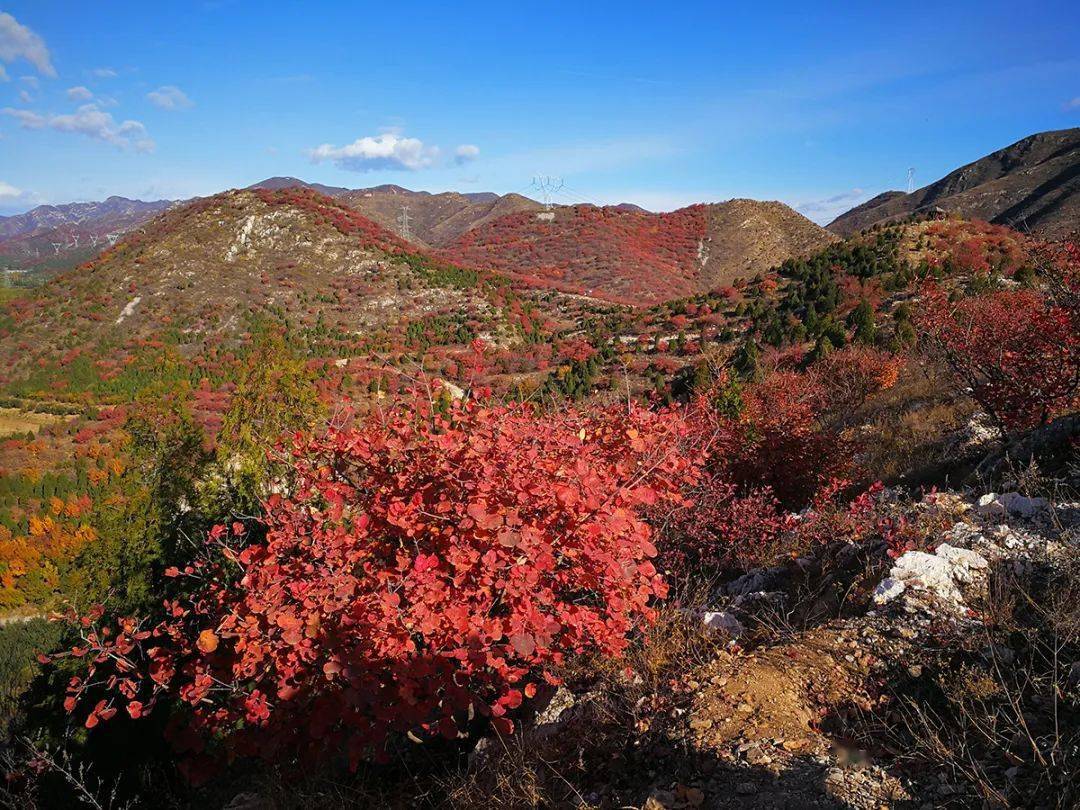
[1,107,44,127]
[308,133,440,172]
[146,85,193,110]
[67,85,94,101]
[91,67,118,79]
[1064,96,1080,111]
[454,143,480,165]
[0,12,56,78]
[0,179,39,211]
[0,64,7,82]
[19,75,38,89]
[17,89,31,104]
[2,103,155,152]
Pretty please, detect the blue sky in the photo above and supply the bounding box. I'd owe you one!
[1,1,1078,222]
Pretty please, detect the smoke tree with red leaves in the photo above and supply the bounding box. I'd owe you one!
[660,348,901,574]
[49,391,697,778]
[915,259,1080,434]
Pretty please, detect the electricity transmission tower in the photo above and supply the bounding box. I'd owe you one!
[531,175,564,210]
[398,205,412,240]
[907,168,916,194]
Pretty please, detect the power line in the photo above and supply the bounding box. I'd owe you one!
[397,205,412,241]
[531,175,564,210]
[907,168,916,195]
[554,183,605,208]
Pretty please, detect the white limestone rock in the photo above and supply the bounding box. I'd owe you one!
[702,611,744,639]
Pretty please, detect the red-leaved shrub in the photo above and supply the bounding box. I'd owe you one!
[53,393,697,777]
[915,282,1080,433]
[660,350,902,574]
[719,370,853,507]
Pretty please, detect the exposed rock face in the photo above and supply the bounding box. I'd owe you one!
[975,491,1051,519]
[874,544,989,611]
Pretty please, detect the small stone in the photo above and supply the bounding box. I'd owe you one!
[999,492,1050,518]
[908,665,923,678]
[702,611,744,638]
[689,716,713,731]
[735,782,755,795]
[873,577,906,605]
[746,747,771,766]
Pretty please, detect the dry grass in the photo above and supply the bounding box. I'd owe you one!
[849,359,980,483]
[841,547,1080,809]
[0,408,71,438]
[442,586,725,808]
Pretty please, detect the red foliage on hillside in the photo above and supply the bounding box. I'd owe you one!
[440,205,709,305]
[916,283,1080,433]
[254,188,411,254]
[660,349,902,573]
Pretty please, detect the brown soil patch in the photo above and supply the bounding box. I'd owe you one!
[689,629,866,754]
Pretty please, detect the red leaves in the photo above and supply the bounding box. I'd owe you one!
[915,265,1080,433]
[509,633,536,657]
[465,502,503,531]
[412,553,440,574]
[440,204,711,305]
[84,700,116,729]
[55,392,696,772]
[659,355,897,574]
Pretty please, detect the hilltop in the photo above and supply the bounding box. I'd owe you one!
[337,186,543,248]
[830,127,1080,239]
[440,199,837,305]
[248,178,544,248]
[2,181,837,308]
[0,188,564,401]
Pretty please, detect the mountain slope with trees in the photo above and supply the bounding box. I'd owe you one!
[440,199,837,305]
[829,127,1080,239]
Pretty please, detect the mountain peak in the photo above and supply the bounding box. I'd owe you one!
[829,127,1080,238]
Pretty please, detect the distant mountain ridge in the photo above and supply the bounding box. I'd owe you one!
[248,177,544,248]
[0,188,517,383]
[0,196,173,276]
[829,128,1080,239]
